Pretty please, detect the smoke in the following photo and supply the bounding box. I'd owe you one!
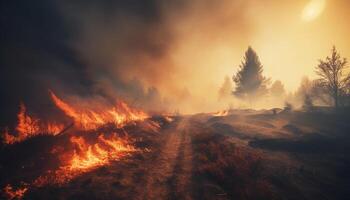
[58,0,254,113]
[56,0,176,112]
[0,0,255,125]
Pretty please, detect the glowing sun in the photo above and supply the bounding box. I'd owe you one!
[301,0,326,22]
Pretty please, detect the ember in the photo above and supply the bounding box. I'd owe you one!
[2,184,28,200]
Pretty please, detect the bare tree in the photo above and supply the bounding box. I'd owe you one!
[315,46,350,108]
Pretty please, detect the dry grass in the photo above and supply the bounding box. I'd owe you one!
[192,130,277,200]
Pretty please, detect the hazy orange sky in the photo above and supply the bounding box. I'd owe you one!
[147,0,350,112]
[21,0,350,113]
[2,0,350,117]
[249,0,350,91]
[169,0,350,92]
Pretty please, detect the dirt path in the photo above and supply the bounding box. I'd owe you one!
[133,118,193,200]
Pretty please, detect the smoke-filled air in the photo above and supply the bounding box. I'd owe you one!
[1,0,350,200]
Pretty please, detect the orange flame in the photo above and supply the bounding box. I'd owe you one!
[16,103,40,136]
[2,133,137,199]
[2,184,28,200]
[33,133,136,187]
[49,91,148,130]
[1,103,64,144]
[1,90,147,199]
[68,134,135,171]
[212,110,229,116]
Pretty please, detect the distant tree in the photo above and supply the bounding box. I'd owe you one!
[233,46,269,103]
[294,77,331,106]
[270,80,286,97]
[341,82,350,106]
[315,46,350,108]
[296,77,312,97]
[218,76,233,100]
[294,77,315,105]
[283,102,293,112]
[302,94,314,112]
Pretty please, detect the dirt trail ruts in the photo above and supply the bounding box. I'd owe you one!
[133,118,193,200]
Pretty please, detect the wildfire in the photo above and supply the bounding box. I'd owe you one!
[67,134,135,172]
[49,91,149,130]
[1,103,64,144]
[2,132,137,199]
[1,91,148,145]
[1,90,147,199]
[2,184,28,200]
[213,110,229,116]
[33,133,136,186]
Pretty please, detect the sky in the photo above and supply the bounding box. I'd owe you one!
[170,0,350,93]
[151,0,350,111]
[1,0,350,118]
[247,0,350,91]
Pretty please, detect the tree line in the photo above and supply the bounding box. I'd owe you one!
[230,46,350,110]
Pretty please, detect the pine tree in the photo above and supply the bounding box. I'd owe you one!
[218,76,233,100]
[233,46,269,102]
[270,80,286,98]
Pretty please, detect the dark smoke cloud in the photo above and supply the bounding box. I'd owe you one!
[1,0,253,125]
[0,0,174,125]
[0,0,91,125]
[60,0,176,109]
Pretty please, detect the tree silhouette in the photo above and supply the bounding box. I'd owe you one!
[218,76,233,100]
[315,46,350,108]
[302,94,314,112]
[233,46,269,103]
[270,80,286,98]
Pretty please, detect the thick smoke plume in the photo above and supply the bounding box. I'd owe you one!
[1,0,253,125]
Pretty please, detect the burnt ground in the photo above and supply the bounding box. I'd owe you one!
[2,110,350,200]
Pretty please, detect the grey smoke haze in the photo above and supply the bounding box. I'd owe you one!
[59,0,176,111]
[0,0,253,125]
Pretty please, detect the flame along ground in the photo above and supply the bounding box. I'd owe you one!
[1,90,149,144]
[3,133,137,200]
[33,133,137,187]
[1,91,149,199]
[2,103,64,144]
[212,110,229,117]
[49,90,149,130]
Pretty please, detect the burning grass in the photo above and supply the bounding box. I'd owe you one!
[1,90,149,145]
[33,132,137,187]
[1,131,137,199]
[49,91,148,130]
[0,115,169,200]
[1,103,64,144]
[0,90,154,199]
